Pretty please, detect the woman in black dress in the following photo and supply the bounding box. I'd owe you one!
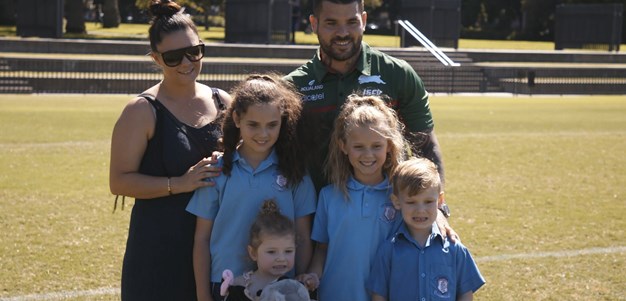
[109,1,231,299]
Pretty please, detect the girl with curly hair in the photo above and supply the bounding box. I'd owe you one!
[186,74,316,301]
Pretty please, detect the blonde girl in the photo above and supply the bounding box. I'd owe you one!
[306,95,407,301]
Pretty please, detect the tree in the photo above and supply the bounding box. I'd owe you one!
[365,0,383,9]
[135,0,197,10]
[65,0,86,33]
[135,0,226,28]
[197,0,211,30]
[461,0,522,39]
[519,0,557,40]
[102,0,121,27]
[461,0,482,28]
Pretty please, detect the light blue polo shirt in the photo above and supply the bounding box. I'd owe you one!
[186,149,317,282]
[312,176,401,301]
[367,223,485,301]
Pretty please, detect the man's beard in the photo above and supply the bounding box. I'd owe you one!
[319,35,362,61]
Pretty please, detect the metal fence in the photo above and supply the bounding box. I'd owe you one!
[484,67,626,94]
[0,57,485,94]
[0,57,297,94]
[1,56,625,95]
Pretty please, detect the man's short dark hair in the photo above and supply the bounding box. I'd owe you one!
[312,0,364,17]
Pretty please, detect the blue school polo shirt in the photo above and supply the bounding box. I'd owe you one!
[367,223,485,301]
[311,176,401,301]
[186,149,317,282]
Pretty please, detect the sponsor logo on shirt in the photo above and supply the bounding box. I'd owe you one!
[299,79,325,102]
[358,74,386,85]
[300,79,324,92]
[302,93,325,102]
[362,88,384,96]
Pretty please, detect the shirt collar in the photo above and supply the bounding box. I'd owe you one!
[358,42,372,76]
[232,148,278,172]
[346,175,390,191]
[395,222,448,249]
[312,42,372,82]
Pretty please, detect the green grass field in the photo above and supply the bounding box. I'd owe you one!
[0,94,625,300]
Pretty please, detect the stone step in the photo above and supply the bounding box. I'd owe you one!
[0,73,495,94]
[2,37,624,95]
[3,37,624,64]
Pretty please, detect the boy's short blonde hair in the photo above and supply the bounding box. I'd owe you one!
[391,157,441,196]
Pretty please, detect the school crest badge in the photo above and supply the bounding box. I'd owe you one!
[273,174,288,191]
[437,277,449,295]
[382,204,396,222]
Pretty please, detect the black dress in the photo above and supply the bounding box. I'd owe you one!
[121,92,224,300]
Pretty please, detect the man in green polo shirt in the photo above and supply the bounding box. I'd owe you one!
[284,0,446,203]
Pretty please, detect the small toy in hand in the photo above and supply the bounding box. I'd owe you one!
[221,269,235,296]
[259,279,310,301]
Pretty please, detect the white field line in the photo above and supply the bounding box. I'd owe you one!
[0,287,119,301]
[2,246,625,300]
[439,131,626,139]
[0,141,109,149]
[476,246,626,263]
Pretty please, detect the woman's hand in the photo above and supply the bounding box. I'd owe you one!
[436,210,460,243]
[171,154,221,194]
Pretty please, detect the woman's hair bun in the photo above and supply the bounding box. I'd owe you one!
[149,0,181,18]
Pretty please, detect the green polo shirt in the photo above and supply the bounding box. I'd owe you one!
[284,42,434,190]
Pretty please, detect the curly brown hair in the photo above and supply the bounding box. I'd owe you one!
[221,74,306,187]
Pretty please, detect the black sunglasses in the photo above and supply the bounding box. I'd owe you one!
[159,44,205,67]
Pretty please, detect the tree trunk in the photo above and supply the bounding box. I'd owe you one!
[65,0,86,34]
[102,0,120,28]
[204,10,209,31]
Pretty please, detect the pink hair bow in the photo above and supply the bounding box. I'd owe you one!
[220,269,234,296]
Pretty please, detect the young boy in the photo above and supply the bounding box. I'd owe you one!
[367,158,485,301]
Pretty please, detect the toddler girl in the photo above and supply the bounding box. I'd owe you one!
[220,200,317,301]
